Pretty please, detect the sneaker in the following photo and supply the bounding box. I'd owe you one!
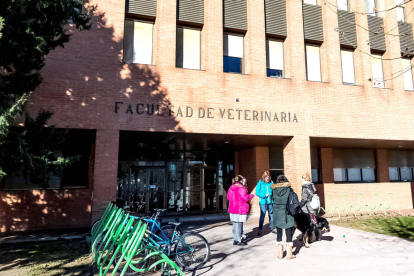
[233,240,238,245]
[257,229,262,236]
[234,241,248,246]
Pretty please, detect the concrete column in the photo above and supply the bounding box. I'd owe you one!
[321,0,343,84]
[283,136,311,199]
[351,0,373,87]
[238,147,269,215]
[285,0,306,81]
[153,0,177,69]
[376,149,390,182]
[245,0,266,76]
[203,0,223,73]
[91,129,119,224]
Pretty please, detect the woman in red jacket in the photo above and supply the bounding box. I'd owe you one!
[227,175,254,246]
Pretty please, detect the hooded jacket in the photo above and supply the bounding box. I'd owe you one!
[270,182,295,229]
[301,180,317,215]
[227,184,254,215]
[255,180,274,205]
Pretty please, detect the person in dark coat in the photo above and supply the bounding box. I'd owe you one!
[271,175,296,260]
[300,172,319,241]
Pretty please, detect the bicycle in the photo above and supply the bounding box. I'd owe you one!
[114,208,210,275]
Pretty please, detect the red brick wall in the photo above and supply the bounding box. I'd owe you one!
[3,0,414,230]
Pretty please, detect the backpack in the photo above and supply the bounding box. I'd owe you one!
[310,194,320,210]
[286,188,300,217]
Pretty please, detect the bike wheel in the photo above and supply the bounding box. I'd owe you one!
[113,248,147,276]
[175,233,210,271]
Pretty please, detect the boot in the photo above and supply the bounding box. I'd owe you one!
[286,245,296,260]
[277,244,283,259]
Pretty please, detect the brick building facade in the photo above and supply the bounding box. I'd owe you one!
[1,0,414,232]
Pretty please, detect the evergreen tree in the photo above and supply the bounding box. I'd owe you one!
[0,1,91,186]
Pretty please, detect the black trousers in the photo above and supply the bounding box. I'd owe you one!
[276,227,294,243]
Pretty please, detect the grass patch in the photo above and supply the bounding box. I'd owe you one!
[0,239,91,276]
[331,216,414,242]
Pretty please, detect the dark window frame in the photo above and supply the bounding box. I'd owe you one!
[389,167,414,182]
[334,168,377,183]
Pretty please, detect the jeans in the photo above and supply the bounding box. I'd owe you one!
[232,222,243,242]
[259,203,274,230]
[276,227,294,247]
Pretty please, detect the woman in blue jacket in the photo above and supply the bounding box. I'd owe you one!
[255,171,274,235]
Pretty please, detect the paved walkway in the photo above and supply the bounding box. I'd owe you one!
[182,217,414,276]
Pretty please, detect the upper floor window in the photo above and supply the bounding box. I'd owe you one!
[366,0,377,16]
[124,20,154,65]
[402,59,414,91]
[176,27,201,70]
[396,0,405,22]
[305,44,322,82]
[337,0,349,11]
[304,0,317,5]
[266,39,284,78]
[371,54,384,88]
[340,49,355,84]
[224,33,244,74]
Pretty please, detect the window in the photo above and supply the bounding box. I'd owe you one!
[224,33,244,73]
[371,54,384,88]
[124,20,154,65]
[2,130,94,190]
[334,168,376,182]
[305,45,322,81]
[402,59,414,90]
[341,50,355,84]
[366,0,377,16]
[337,0,349,11]
[304,0,317,5]
[176,27,201,70]
[266,39,284,78]
[396,0,405,22]
[389,167,413,181]
[311,169,319,183]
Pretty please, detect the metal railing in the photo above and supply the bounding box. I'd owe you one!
[317,193,401,219]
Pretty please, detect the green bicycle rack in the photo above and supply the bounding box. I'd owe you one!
[91,203,185,276]
[318,193,401,219]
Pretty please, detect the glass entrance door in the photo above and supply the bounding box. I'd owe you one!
[129,167,166,214]
[185,167,217,212]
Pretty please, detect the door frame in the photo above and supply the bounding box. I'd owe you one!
[184,166,218,213]
[129,166,167,214]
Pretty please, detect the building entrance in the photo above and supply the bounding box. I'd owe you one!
[186,167,219,212]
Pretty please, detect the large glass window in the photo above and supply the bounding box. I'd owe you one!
[366,0,377,16]
[224,33,244,73]
[266,39,284,78]
[396,0,405,22]
[333,149,376,183]
[337,0,349,11]
[304,0,317,5]
[176,27,201,70]
[341,50,356,84]
[305,45,322,82]
[2,130,94,190]
[124,20,154,64]
[371,54,384,88]
[402,59,414,91]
